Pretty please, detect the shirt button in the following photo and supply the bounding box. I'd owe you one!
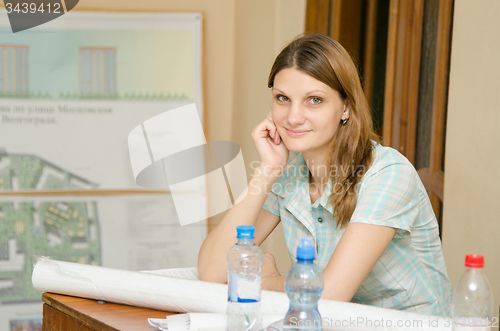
[318,217,323,223]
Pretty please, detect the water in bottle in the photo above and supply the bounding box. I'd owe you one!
[451,254,494,331]
[226,225,264,331]
[283,236,324,331]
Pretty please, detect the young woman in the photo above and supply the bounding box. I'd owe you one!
[197,33,452,317]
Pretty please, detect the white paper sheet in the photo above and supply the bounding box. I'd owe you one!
[32,258,453,331]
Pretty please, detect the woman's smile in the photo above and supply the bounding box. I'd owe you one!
[284,127,312,137]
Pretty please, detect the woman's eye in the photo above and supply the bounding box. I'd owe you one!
[310,97,322,105]
[277,95,289,102]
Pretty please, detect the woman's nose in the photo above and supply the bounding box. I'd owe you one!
[287,103,306,126]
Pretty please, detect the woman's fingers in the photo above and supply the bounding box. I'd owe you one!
[262,118,277,141]
[264,118,282,145]
[265,112,280,142]
[253,118,273,139]
[271,124,281,145]
[269,123,276,139]
[252,115,284,151]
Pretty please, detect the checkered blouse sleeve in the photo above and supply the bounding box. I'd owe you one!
[350,161,419,238]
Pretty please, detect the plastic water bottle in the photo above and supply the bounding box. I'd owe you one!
[283,236,324,331]
[451,254,494,331]
[226,225,264,331]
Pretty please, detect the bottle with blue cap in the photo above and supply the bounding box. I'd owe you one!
[283,236,324,330]
[226,225,264,331]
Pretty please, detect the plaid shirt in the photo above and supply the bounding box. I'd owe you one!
[263,143,452,317]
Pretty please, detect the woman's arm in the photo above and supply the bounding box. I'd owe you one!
[321,161,418,301]
[261,223,396,298]
[197,167,281,283]
[197,114,288,283]
[321,223,396,300]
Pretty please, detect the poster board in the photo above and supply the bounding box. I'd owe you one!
[0,10,207,330]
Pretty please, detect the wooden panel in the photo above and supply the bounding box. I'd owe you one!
[390,0,409,150]
[424,0,453,226]
[371,0,390,134]
[395,0,413,153]
[362,0,378,103]
[415,0,439,170]
[417,168,445,235]
[43,304,94,331]
[305,0,319,33]
[330,0,342,40]
[306,0,332,34]
[430,193,442,234]
[383,0,424,161]
[382,0,399,145]
[317,0,331,35]
[417,168,444,201]
[429,0,453,175]
[405,0,424,164]
[400,0,424,164]
[338,0,363,60]
[42,293,175,331]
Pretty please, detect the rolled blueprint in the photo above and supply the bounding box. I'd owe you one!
[32,258,452,331]
[32,257,226,314]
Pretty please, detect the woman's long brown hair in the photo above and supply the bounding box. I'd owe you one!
[268,33,379,229]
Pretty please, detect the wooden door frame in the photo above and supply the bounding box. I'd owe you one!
[383,0,454,234]
[416,0,453,215]
[383,0,424,161]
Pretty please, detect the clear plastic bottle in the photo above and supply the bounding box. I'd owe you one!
[226,225,264,331]
[283,236,324,331]
[451,254,494,331]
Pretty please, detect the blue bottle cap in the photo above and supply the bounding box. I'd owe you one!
[296,236,315,260]
[236,225,255,239]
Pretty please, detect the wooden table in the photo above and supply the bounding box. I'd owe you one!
[42,292,176,330]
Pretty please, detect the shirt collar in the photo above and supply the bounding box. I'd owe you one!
[271,152,334,215]
[270,152,307,199]
[313,180,334,215]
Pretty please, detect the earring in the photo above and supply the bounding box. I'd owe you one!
[341,118,349,126]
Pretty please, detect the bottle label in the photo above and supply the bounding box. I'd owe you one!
[228,273,261,302]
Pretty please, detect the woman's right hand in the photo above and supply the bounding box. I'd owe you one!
[199,113,285,284]
[251,112,289,171]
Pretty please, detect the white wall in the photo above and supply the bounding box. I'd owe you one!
[443,0,500,321]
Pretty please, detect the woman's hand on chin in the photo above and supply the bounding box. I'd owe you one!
[251,113,289,173]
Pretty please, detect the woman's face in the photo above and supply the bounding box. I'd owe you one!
[271,68,349,158]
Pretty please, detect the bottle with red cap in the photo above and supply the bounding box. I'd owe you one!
[451,254,494,330]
